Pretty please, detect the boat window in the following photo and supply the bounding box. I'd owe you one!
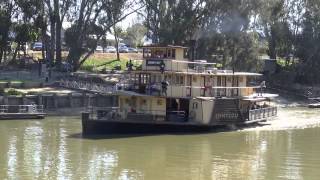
[157,99,163,105]
[140,99,147,105]
[239,76,243,82]
[174,75,178,84]
[165,75,172,83]
[184,49,189,58]
[180,76,184,85]
[156,75,162,82]
[172,49,176,58]
[227,77,232,83]
[193,76,197,82]
[217,76,221,86]
[193,102,198,109]
[151,49,166,58]
[167,49,171,58]
[143,48,151,58]
[151,75,156,83]
[173,75,184,85]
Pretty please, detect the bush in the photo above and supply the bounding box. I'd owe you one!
[6,88,24,96]
[0,88,4,95]
[79,65,94,72]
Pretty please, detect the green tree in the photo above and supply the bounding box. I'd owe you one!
[12,23,38,61]
[65,0,143,71]
[295,1,320,84]
[123,23,147,47]
[143,0,206,44]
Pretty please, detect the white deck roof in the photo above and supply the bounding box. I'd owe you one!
[243,93,279,101]
[130,70,262,76]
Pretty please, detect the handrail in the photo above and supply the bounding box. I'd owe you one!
[0,105,44,114]
[87,107,187,120]
[118,82,260,90]
[249,107,277,121]
[59,79,115,93]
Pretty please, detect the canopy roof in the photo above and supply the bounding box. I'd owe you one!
[140,44,189,49]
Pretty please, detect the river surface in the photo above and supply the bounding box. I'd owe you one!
[1,106,320,180]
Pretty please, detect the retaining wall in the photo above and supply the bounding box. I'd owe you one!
[0,93,117,109]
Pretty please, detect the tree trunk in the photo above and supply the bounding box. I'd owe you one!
[49,14,56,66]
[67,48,82,72]
[268,26,277,60]
[56,20,62,66]
[49,15,56,78]
[23,42,27,57]
[114,26,120,61]
[0,48,3,64]
[12,43,20,62]
[41,32,46,61]
[4,49,7,62]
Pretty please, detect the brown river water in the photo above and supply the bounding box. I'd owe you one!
[1,100,320,179]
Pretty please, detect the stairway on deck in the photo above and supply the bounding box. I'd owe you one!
[212,98,242,124]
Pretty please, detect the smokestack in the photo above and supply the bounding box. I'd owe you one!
[189,40,196,61]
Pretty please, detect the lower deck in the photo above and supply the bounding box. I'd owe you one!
[82,95,277,134]
[116,94,277,125]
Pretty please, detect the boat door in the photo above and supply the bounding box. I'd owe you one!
[138,73,150,94]
[232,76,239,96]
[186,75,192,97]
[217,76,226,96]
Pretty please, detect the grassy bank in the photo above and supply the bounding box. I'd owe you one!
[28,51,143,72]
[80,53,143,72]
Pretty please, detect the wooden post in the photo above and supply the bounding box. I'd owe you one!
[37,95,43,105]
[68,93,73,108]
[82,92,87,107]
[22,94,26,105]
[53,94,58,108]
[3,94,8,105]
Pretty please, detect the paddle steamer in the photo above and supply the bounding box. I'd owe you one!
[82,45,278,134]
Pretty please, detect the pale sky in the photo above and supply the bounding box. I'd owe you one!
[62,12,141,30]
[118,12,143,30]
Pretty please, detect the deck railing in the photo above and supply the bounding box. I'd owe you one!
[248,107,277,121]
[87,106,121,120]
[86,107,188,122]
[119,83,258,98]
[0,105,44,114]
[59,79,115,94]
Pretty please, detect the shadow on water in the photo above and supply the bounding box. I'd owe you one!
[68,123,270,140]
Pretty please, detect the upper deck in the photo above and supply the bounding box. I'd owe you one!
[140,45,259,76]
[118,45,263,99]
[141,45,191,72]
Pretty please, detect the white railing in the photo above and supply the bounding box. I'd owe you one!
[118,82,258,97]
[249,107,277,121]
[0,105,44,114]
[87,106,121,120]
[60,79,115,94]
[0,105,8,113]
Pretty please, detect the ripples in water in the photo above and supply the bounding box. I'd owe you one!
[0,108,320,179]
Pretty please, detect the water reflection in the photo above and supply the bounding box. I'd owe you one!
[0,109,319,179]
[7,136,17,178]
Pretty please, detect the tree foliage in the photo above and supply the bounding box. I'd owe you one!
[1,0,320,84]
[122,23,147,47]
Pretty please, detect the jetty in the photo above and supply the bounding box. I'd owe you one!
[0,105,45,120]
